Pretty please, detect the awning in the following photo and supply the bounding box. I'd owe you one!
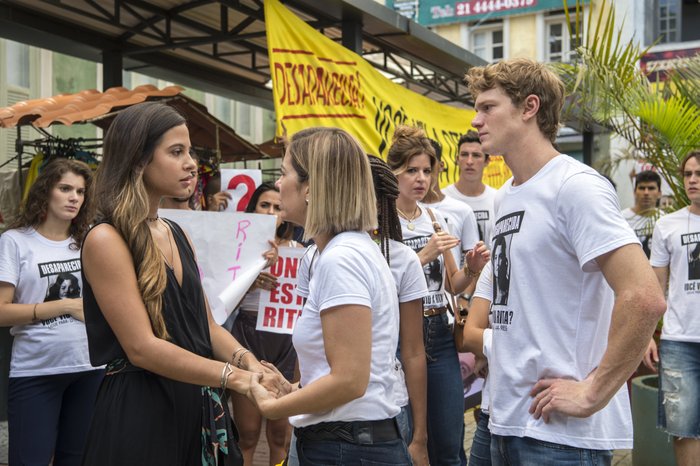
[0,84,270,162]
[0,0,485,109]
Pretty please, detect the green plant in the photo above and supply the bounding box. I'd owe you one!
[555,0,700,211]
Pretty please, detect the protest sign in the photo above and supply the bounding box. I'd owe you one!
[256,247,305,334]
[220,169,262,212]
[159,209,277,323]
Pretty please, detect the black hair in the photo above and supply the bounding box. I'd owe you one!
[634,170,661,190]
[245,182,293,241]
[368,155,402,265]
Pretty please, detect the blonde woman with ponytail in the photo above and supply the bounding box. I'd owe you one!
[80,102,285,466]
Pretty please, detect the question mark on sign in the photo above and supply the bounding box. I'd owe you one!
[228,174,256,211]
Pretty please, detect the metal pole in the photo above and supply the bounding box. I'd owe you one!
[16,126,23,201]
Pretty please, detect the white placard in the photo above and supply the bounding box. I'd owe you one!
[159,209,277,323]
[220,169,262,212]
[255,247,305,334]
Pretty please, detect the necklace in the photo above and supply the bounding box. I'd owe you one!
[397,205,420,231]
[146,215,159,222]
[159,219,175,271]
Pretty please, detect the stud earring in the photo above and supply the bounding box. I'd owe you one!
[305,198,309,205]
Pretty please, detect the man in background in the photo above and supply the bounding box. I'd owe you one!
[622,170,664,257]
[444,131,497,244]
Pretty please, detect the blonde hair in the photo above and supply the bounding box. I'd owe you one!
[93,102,186,339]
[386,125,439,201]
[465,57,565,143]
[287,127,377,240]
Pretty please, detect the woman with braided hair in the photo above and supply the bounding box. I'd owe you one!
[367,155,430,466]
[388,125,489,466]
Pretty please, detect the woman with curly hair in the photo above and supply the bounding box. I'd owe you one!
[0,158,103,466]
[387,125,489,466]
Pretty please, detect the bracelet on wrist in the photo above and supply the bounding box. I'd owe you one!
[32,303,39,323]
[230,347,246,364]
[463,264,480,279]
[235,350,251,369]
[220,362,234,391]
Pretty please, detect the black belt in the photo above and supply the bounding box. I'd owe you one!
[294,418,400,445]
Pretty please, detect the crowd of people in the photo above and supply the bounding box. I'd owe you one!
[0,56,697,466]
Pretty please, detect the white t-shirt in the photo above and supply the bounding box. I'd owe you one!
[650,207,700,342]
[0,228,93,377]
[401,208,451,310]
[622,207,663,258]
[421,196,479,266]
[487,155,639,450]
[444,184,498,244]
[388,239,429,408]
[472,260,493,413]
[297,239,428,408]
[290,231,402,427]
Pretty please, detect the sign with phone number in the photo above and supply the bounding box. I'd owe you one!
[455,0,536,17]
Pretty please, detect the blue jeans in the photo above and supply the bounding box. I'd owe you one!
[287,429,300,466]
[396,404,413,444]
[296,437,410,465]
[490,435,613,466]
[8,370,104,466]
[658,339,700,437]
[424,313,464,466]
[469,412,492,466]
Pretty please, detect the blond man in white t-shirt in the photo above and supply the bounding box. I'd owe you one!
[466,58,666,464]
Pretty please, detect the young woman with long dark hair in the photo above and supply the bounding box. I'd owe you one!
[79,102,284,466]
[0,159,103,466]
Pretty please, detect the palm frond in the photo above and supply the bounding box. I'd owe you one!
[559,0,699,211]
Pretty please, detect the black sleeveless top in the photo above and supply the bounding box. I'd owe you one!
[82,219,212,364]
[80,219,241,466]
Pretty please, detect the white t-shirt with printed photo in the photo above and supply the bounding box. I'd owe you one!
[622,207,664,258]
[401,208,451,311]
[487,155,639,450]
[421,196,479,266]
[290,231,402,427]
[650,207,700,342]
[0,227,94,377]
[444,184,498,244]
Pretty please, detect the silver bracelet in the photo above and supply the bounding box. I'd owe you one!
[220,362,234,391]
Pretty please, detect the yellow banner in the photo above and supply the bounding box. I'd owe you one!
[264,0,510,188]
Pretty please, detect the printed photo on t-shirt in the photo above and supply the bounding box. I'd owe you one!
[491,211,525,306]
[36,259,82,328]
[682,232,700,281]
[474,210,489,242]
[45,272,81,301]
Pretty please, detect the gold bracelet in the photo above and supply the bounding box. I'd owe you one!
[32,303,39,323]
[463,264,480,279]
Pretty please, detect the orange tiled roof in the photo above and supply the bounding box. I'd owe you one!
[0,85,272,161]
[0,84,183,128]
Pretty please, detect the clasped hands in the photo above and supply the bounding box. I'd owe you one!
[245,361,295,419]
